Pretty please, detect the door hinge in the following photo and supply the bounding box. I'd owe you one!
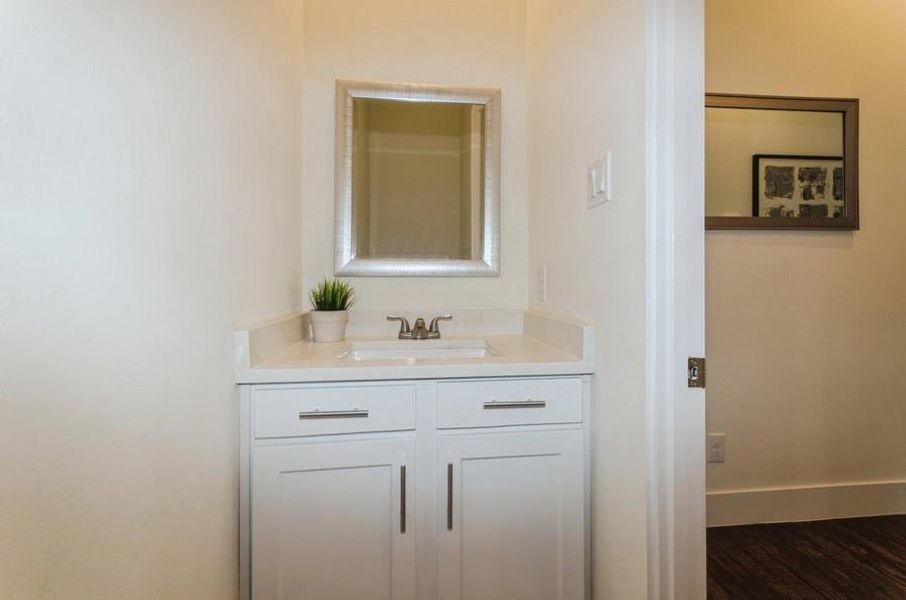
[688,357,706,388]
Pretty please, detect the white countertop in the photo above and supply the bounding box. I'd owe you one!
[234,309,595,385]
[236,335,592,384]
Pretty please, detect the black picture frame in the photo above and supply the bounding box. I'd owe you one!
[752,154,844,219]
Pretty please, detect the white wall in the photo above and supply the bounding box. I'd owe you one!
[526,1,650,598]
[706,0,906,500]
[300,0,529,310]
[0,3,303,598]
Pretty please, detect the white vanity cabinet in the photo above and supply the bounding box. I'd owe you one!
[239,375,591,600]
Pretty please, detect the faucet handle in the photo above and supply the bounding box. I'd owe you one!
[428,314,453,334]
[387,315,411,335]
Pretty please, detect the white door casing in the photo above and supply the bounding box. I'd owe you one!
[645,0,707,598]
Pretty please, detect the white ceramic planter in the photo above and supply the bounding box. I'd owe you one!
[309,310,349,343]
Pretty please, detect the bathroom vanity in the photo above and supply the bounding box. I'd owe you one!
[235,310,594,600]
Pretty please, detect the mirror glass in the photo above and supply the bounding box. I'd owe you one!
[351,98,485,260]
[335,80,500,277]
[705,95,858,230]
[707,108,843,218]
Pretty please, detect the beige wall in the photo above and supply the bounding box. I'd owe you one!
[0,2,303,598]
[301,0,529,309]
[527,1,649,597]
[706,108,843,216]
[706,1,906,493]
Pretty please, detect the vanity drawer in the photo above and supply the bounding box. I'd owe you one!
[253,385,417,438]
[436,377,582,429]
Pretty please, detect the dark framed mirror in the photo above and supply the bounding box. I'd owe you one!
[705,94,859,230]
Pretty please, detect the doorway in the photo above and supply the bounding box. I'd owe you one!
[702,2,906,598]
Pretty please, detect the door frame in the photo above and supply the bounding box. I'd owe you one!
[645,0,707,598]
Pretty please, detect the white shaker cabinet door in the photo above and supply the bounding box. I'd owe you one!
[252,439,416,600]
[437,430,585,600]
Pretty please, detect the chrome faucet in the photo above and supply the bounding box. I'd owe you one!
[387,314,453,340]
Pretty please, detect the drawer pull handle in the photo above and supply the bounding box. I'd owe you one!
[482,399,546,410]
[298,408,369,420]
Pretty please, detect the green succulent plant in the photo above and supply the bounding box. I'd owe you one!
[308,278,356,311]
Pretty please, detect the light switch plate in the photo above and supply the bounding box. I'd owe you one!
[587,152,611,208]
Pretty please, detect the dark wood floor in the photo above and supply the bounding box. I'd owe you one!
[708,515,906,599]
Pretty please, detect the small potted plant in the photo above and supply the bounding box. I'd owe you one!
[308,278,356,342]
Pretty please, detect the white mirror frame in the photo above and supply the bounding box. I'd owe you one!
[334,80,501,277]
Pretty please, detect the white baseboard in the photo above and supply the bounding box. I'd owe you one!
[707,480,906,527]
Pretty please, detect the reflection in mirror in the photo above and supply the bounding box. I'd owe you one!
[707,108,843,217]
[335,80,500,277]
[705,95,859,230]
[351,98,484,260]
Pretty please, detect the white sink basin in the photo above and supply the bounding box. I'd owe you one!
[340,339,500,362]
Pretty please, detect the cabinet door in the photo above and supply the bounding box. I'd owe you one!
[438,430,584,600]
[252,439,416,600]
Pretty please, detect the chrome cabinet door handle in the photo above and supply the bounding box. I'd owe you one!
[298,408,369,420]
[446,463,454,531]
[400,465,407,534]
[482,399,547,410]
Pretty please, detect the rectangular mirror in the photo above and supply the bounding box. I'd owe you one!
[706,94,859,230]
[335,80,501,276]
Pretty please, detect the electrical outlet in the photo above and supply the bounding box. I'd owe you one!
[707,433,726,463]
[537,265,547,302]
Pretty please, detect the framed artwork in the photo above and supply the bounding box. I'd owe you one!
[752,154,845,219]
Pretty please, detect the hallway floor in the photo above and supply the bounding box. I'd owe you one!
[707,515,906,599]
